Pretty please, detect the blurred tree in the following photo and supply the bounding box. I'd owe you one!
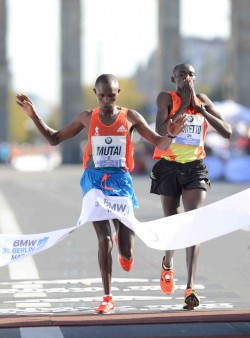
[196,83,224,102]
[9,91,29,143]
[9,90,61,144]
[83,78,147,114]
[117,78,147,112]
[208,85,224,102]
[48,106,60,130]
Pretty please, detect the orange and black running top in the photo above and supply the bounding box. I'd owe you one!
[153,91,208,163]
[83,107,134,171]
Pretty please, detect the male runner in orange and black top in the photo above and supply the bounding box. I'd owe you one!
[17,74,187,314]
[150,63,232,309]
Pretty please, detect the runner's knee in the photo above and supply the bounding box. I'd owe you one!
[98,236,113,253]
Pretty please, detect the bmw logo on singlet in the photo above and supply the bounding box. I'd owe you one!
[105,137,112,144]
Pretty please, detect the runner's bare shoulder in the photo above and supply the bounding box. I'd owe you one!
[157,91,172,107]
[76,109,93,128]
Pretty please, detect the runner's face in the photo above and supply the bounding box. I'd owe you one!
[174,65,196,91]
[94,82,120,113]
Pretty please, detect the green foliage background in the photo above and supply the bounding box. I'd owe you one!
[8,78,148,143]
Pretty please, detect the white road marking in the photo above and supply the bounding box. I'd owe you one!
[0,283,206,295]
[0,278,150,285]
[4,296,174,304]
[0,192,52,308]
[12,283,43,288]
[1,277,236,315]
[14,292,47,298]
[17,302,51,308]
[0,303,234,315]
[0,191,39,279]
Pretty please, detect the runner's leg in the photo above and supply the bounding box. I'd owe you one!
[93,220,113,295]
[160,195,181,266]
[116,220,135,260]
[182,188,206,288]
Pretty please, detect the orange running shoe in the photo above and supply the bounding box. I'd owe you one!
[113,232,118,247]
[95,296,114,314]
[183,288,200,310]
[160,258,175,295]
[119,256,134,271]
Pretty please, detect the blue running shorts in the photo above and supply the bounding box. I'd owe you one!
[80,168,139,208]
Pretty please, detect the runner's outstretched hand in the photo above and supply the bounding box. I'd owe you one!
[167,114,188,137]
[16,94,37,119]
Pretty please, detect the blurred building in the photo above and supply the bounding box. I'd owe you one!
[228,0,250,108]
[135,0,250,111]
[134,37,228,110]
[60,0,83,163]
[182,37,228,100]
[0,0,8,142]
[157,0,181,92]
[134,0,231,110]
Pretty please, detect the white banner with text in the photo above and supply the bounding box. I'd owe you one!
[0,189,249,266]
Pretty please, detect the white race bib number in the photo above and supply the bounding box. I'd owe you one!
[92,135,126,167]
[174,115,204,146]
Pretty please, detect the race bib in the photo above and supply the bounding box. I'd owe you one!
[92,135,126,167]
[174,115,205,146]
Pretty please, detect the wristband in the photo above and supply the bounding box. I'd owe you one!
[166,133,176,139]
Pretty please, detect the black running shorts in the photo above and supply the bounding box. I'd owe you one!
[150,159,210,196]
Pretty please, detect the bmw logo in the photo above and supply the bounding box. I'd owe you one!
[188,116,194,122]
[105,137,112,144]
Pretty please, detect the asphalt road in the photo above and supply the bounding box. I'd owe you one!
[0,164,249,317]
